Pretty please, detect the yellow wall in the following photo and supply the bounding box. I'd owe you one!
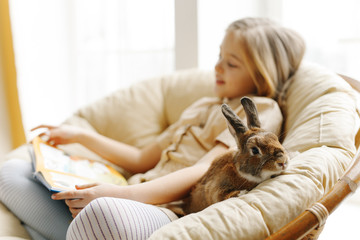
[0,0,26,150]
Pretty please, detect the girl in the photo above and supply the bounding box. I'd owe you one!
[0,17,305,240]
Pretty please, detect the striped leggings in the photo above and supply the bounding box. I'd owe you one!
[67,197,173,240]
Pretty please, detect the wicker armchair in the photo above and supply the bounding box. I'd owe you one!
[1,64,358,239]
[267,75,360,240]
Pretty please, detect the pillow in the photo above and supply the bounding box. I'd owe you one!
[283,62,359,153]
[64,69,215,148]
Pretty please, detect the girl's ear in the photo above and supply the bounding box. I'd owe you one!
[241,97,261,129]
[221,104,247,149]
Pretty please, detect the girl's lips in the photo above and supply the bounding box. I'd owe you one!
[216,79,225,85]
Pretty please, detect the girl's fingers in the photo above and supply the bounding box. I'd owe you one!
[69,208,83,218]
[65,198,87,208]
[31,125,56,131]
[75,183,99,190]
[52,189,83,200]
[52,183,99,200]
[38,132,48,137]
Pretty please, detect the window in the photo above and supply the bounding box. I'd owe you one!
[10,0,174,138]
[10,0,360,139]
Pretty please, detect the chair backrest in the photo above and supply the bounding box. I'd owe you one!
[63,63,360,239]
[266,74,360,240]
[65,69,215,148]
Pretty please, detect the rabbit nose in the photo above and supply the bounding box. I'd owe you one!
[276,159,287,170]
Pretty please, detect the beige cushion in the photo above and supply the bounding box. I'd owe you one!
[0,203,30,240]
[66,69,215,148]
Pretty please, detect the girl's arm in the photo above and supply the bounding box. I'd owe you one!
[33,124,162,173]
[75,129,162,173]
[133,142,228,204]
[52,142,228,217]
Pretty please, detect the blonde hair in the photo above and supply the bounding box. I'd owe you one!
[227,18,306,99]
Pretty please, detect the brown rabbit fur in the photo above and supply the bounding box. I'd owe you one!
[182,96,289,215]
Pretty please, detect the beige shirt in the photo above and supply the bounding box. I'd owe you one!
[128,96,283,184]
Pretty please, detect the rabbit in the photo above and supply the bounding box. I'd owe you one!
[182,96,289,215]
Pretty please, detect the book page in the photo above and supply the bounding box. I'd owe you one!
[32,136,127,192]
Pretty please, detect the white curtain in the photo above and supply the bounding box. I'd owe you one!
[9,0,174,139]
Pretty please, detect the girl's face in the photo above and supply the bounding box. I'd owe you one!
[214,31,256,99]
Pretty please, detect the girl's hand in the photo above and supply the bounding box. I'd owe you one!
[31,124,88,146]
[51,183,129,218]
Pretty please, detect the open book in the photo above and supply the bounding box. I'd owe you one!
[30,136,127,192]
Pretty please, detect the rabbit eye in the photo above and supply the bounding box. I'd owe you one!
[251,147,260,155]
[274,150,284,158]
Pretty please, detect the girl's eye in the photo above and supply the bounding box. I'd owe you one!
[227,62,238,68]
[251,147,260,155]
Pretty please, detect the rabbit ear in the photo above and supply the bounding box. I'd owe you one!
[221,104,247,148]
[241,97,261,129]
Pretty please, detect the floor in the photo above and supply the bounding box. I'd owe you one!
[318,189,360,239]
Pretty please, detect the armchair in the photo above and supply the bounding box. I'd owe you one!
[0,62,359,239]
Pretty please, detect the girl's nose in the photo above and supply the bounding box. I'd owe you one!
[215,60,223,74]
